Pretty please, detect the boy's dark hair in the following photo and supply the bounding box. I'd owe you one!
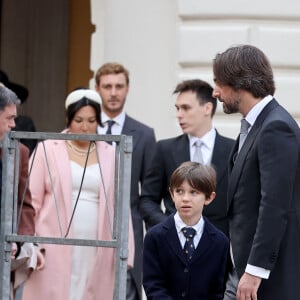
[173,79,217,117]
[169,161,216,199]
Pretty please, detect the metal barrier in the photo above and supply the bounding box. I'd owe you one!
[0,131,132,299]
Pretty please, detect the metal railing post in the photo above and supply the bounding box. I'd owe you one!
[114,135,132,300]
[0,134,17,299]
[0,131,132,300]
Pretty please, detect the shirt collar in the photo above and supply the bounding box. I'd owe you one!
[101,111,126,127]
[245,95,273,127]
[174,212,204,236]
[188,127,216,151]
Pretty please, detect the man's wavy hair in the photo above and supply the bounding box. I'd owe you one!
[213,45,275,98]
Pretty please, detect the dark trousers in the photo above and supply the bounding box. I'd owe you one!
[126,270,139,300]
[223,268,239,300]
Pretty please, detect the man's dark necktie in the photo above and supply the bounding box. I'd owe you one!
[106,120,115,145]
[182,227,196,261]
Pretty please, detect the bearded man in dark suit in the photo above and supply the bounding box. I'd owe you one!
[213,44,300,300]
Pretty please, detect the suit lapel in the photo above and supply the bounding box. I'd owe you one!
[121,115,139,152]
[164,217,218,265]
[171,135,190,166]
[228,140,239,173]
[170,133,230,183]
[211,132,229,183]
[191,219,215,263]
[227,99,279,208]
[164,217,187,265]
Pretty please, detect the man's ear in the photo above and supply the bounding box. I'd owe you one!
[204,191,216,206]
[204,102,213,117]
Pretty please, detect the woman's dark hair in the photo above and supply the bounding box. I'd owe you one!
[65,97,102,127]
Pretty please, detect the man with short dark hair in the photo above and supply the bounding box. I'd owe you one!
[213,44,300,300]
[140,79,234,237]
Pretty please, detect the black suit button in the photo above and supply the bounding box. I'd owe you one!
[181,291,186,297]
[269,252,277,263]
[184,268,188,273]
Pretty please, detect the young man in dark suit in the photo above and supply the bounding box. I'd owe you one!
[143,161,229,299]
[95,63,156,300]
[213,44,300,300]
[140,79,234,237]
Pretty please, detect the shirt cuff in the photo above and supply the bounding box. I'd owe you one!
[246,264,270,279]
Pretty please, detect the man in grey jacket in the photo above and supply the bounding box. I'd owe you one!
[95,62,156,300]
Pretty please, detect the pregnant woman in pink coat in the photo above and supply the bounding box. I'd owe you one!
[22,89,134,300]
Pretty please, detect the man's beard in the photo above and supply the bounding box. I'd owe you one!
[222,97,240,114]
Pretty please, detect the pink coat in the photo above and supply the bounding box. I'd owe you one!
[22,137,134,299]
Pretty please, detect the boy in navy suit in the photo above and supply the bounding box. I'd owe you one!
[143,161,229,299]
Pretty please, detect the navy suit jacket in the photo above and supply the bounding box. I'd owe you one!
[140,132,234,236]
[143,215,229,300]
[228,99,300,299]
[122,114,156,298]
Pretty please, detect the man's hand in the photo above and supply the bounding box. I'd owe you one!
[35,248,45,270]
[11,242,18,258]
[237,272,262,300]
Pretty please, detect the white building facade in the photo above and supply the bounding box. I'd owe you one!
[90,0,300,140]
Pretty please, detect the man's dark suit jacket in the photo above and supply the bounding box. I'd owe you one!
[143,214,229,300]
[140,132,234,236]
[228,99,300,299]
[0,143,35,236]
[122,114,156,299]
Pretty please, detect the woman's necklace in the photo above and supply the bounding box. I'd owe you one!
[67,140,96,156]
